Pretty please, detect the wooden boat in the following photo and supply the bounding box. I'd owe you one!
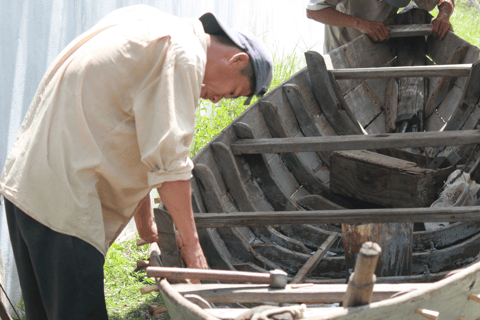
[147,7,480,319]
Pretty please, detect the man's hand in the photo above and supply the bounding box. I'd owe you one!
[431,16,452,40]
[176,231,209,270]
[307,8,390,42]
[432,0,454,40]
[354,18,390,42]
[134,194,159,243]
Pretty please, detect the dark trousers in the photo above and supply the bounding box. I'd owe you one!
[5,199,108,320]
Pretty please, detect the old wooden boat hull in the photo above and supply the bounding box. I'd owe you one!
[156,8,480,320]
[189,23,480,281]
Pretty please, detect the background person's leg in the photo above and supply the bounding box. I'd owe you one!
[6,200,108,320]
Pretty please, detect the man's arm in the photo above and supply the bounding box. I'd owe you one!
[157,180,209,270]
[432,0,454,40]
[306,7,390,41]
[134,194,159,243]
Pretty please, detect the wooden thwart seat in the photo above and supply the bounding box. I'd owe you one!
[230,129,480,155]
[193,206,480,228]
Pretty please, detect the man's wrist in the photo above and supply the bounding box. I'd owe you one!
[437,1,454,19]
[353,17,363,30]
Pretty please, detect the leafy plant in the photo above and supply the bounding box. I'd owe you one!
[104,237,167,319]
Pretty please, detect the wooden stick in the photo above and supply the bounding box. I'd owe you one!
[330,64,471,80]
[140,284,159,294]
[147,305,168,316]
[414,309,440,320]
[135,260,150,271]
[193,206,480,228]
[343,242,381,307]
[147,267,271,284]
[291,233,338,284]
[468,293,480,303]
[230,129,480,155]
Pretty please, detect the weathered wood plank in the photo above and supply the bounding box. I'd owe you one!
[388,24,432,37]
[232,122,299,212]
[198,228,236,271]
[232,263,268,273]
[251,243,316,275]
[171,283,433,304]
[330,150,454,208]
[291,233,338,284]
[412,231,480,274]
[425,45,469,118]
[444,60,480,131]
[230,129,480,155]
[305,50,364,135]
[282,84,331,165]
[153,207,183,268]
[193,164,279,269]
[258,101,349,208]
[342,223,413,277]
[327,34,396,94]
[210,141,309,254]
[193,206,480,228]
[297,193,352,211]
[158,279,217,320]
[344,83,384,131]
[375,148,430,166]
[278,224,343,253]
[258,101,331,197]
[331,64,470,80]
[413,222,480,251]
[385,78,399,133]
[426,29,476,65]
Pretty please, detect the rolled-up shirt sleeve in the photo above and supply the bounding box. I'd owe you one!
[306,0,342,11]
[133,38,204,189]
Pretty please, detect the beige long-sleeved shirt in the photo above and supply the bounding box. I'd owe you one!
[307,0,439,53]
[1,5,207,255]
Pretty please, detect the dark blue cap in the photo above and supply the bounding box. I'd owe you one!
[199,13,273,103]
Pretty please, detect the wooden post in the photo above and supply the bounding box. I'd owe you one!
[342,223,412,277]
[343,241,381,307]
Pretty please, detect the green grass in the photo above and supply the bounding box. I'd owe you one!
[103,238,167,319]
[430,0,480,48]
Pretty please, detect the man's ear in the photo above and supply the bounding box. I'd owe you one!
[229,52,249,70]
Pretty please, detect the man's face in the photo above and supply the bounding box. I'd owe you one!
[201,67,252,104]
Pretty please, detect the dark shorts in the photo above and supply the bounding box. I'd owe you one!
[4,199,108,320]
